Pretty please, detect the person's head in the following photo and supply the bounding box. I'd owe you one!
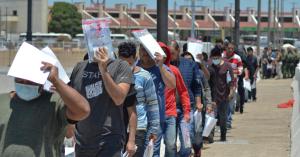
[14,78,43,101]
[139,44,155,67]
[158,42,171,65]
[247,47,254,56]
[182,43,188,53]
[181,51,195,61]
[226,42,235,57]
[118,41,137,67]
[210,47,223,66]
[202,52,208,62]
[215,38,224,49]
[169,40,180,61]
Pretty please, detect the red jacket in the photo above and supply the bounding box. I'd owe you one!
[158,42,191,117]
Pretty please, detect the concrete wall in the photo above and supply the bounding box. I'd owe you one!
[0,0,48,34]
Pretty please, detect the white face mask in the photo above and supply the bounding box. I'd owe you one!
[15,83,41,101]
[212,59,221,65]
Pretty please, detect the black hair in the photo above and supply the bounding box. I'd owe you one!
[83,53,88,60]
[247,47,253,52]
[202,52,208,61]
[118,41,137,58]
[210,47,222,57]
[181,51,195,61]
[183,43,188,53]
[215,38,223,44]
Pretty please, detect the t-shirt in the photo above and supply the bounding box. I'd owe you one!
[208,61,234,105]
[69,59,133,149]
[0,93,67,157]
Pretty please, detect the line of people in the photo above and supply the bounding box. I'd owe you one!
[0,39,259,157]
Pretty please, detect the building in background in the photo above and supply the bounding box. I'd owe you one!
[0,0,48,41]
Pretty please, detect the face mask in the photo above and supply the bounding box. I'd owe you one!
[212,59,221,65]
[15,83,41,101]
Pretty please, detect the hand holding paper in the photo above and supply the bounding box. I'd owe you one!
[40,62,59,85]
[94,47,110,72]
[154,52,164,68]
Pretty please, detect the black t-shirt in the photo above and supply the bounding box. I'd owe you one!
[69,59,133,149]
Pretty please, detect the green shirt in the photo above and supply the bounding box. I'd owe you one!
[0,92,68,157]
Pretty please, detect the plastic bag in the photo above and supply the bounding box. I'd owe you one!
[193,110,202,133]
[143,139,154,157]
[202,114,218,137]
[180,121,191,148]
[82,18,115,62]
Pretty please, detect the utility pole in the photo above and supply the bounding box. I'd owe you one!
[230,3,233,40]
[257,0,261,56]
[173,0,177,39]
[191,0,196,38]
[0,7,2,37]
[212,0,217,38]
[234,0,240,47]
[273,0,277,48]
[280,0,284,44]
[157,0,168,43]
[26,0,32,41]
[5,7,7,41]
[267,0,272,46]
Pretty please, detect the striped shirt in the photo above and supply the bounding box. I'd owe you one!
[134,68,160,135]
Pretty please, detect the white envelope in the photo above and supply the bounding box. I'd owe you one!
[7,42,57,85]
[132,29,166,60]
[243,79,252,91]
[187,42,203,62]
[41,47,70,91]
[202,115,217,137]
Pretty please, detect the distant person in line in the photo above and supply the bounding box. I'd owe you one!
[246,47,259,102]
[222,42,243,128]
[169,41,204,157]
[137,43,176,157]
[208,47,234,141]
[70,47,134,157]
[0,62,90,157]
[118,41,160,157]
[160,42,191,157]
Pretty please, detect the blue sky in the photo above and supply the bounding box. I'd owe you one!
[49,0,300,12]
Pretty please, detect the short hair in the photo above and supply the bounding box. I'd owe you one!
[181,51,195,61]
[210,47,222,57]
[118,41,137,58]
[247,47,253,52]
[183,43,188,53]
[215,38,223,44]
[170,40,180,50]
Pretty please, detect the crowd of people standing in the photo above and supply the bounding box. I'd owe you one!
[0,38,261,157]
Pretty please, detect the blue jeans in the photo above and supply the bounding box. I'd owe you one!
[227,91,236,126]
[176,109,195,157]
[152,116,177,157]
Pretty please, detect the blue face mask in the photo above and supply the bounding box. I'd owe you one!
[15,83,41,101]
[212,59,221,65]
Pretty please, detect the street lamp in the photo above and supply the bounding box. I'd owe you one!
[26,0,32,41]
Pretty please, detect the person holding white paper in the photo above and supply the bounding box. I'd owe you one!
[137,43,176,157]
[0,61,90,157]
[69,47,133,157]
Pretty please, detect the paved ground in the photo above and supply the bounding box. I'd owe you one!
[202,79,293,157]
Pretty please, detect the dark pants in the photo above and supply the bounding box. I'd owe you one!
[248,78,257,100]
[134,130,147,157]
[75,136,123,157]
[217,101,228,138]
[236,77,245,112]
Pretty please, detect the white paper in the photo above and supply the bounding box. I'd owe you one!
[180,121,191,148]
[243,79,252,91]
[187,42,203,62]
[41,47,70,91]
[82,18,115,62]
[202,114,218,137]
[194,110,202,133]
[251,80,256,89]
[143,139,154,157]
[122,145,138,157]
[132,29,166,60]
[65,147,75,156]
[7,42,57,85]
